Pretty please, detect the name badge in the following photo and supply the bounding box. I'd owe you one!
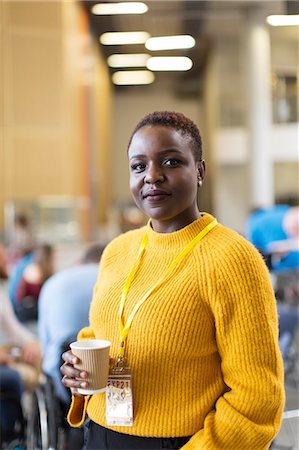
[106,365,133,426]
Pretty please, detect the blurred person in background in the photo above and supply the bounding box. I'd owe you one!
[267,206,299,273]
[0,243,9,280]
[7,213,35,270]
[38,242,105,449]
[246,205,299,273]
[38,243,104,405]
[0,289,41,444]
[246,205,299,364]
[61,111,284,450]
[15,243,54,322]
[8,250,34,308]
[13,214,34,259]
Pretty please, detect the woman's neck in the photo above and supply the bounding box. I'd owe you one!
[151,210,201,234]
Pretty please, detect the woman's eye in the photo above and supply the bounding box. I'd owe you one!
[164,158,180,167]
[131,163,145,172]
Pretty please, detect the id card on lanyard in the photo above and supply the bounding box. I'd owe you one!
[106,364,133,426]
[106,218,218,426]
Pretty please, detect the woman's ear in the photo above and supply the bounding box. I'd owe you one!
[197,160,206,187]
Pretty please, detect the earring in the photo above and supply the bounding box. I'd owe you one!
[197,176,202,187]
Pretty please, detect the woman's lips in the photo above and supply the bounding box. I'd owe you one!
[143,190,170,202]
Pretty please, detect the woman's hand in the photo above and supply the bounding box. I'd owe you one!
[60,350,88,396]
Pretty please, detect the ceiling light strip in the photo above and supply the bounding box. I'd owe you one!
[146,35,195,51]
[92,2,148,15]
[108,54,150,68]
[112,70,155,85]
[266,15,299,26]
[147,57,193,71]
[100,32,150,45]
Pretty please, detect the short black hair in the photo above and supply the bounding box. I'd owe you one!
[128,111,202,161]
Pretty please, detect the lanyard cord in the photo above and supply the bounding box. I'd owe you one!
[118,218,218,358]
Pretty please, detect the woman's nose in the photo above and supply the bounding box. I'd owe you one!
[144,164,165,184]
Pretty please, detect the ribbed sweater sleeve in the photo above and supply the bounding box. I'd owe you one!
[182,235,285,449]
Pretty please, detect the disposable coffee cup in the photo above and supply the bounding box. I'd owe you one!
[70,339,111,395]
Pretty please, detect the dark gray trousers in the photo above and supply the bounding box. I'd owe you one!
[84,420,191,450]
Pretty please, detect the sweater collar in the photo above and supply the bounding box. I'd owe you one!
[145,213,216,250]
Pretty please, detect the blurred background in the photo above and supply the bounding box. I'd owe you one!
[0,0,298,252]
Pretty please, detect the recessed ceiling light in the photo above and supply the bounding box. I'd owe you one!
[100,32,150,45]
[91,2,148,15]
[112,70,155,85]
[147,57,193,71]
[266,15,299,26]
[145,35,195,51]
[107,54,150,68]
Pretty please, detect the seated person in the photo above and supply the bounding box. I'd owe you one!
[38,243,104,450]
[15,243,54,322]
[0,292,41,444]
[0,355,24,444]
[7,213,35,268]
[267,206,299,273]
[247,205,299,363]
[38,243,105,406]
[8,250,33,307]
[246,204,299,272]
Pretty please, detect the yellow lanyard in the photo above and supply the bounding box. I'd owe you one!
[118,218,218,359]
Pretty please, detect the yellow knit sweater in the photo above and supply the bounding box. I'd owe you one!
[68,213,284,449]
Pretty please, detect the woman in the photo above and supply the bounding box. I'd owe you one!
[61,111,284,449]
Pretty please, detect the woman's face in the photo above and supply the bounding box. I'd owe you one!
[128,125,205,233]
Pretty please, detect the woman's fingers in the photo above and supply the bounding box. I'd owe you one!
[60,360,85,378]
[60,349,89,393]
[62,374,88,389]
[62,350,78,365]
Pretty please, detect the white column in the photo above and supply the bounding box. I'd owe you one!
[247,6,274,208]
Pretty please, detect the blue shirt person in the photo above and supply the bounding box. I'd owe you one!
[246,205,299,273]
[38,244,105,404]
